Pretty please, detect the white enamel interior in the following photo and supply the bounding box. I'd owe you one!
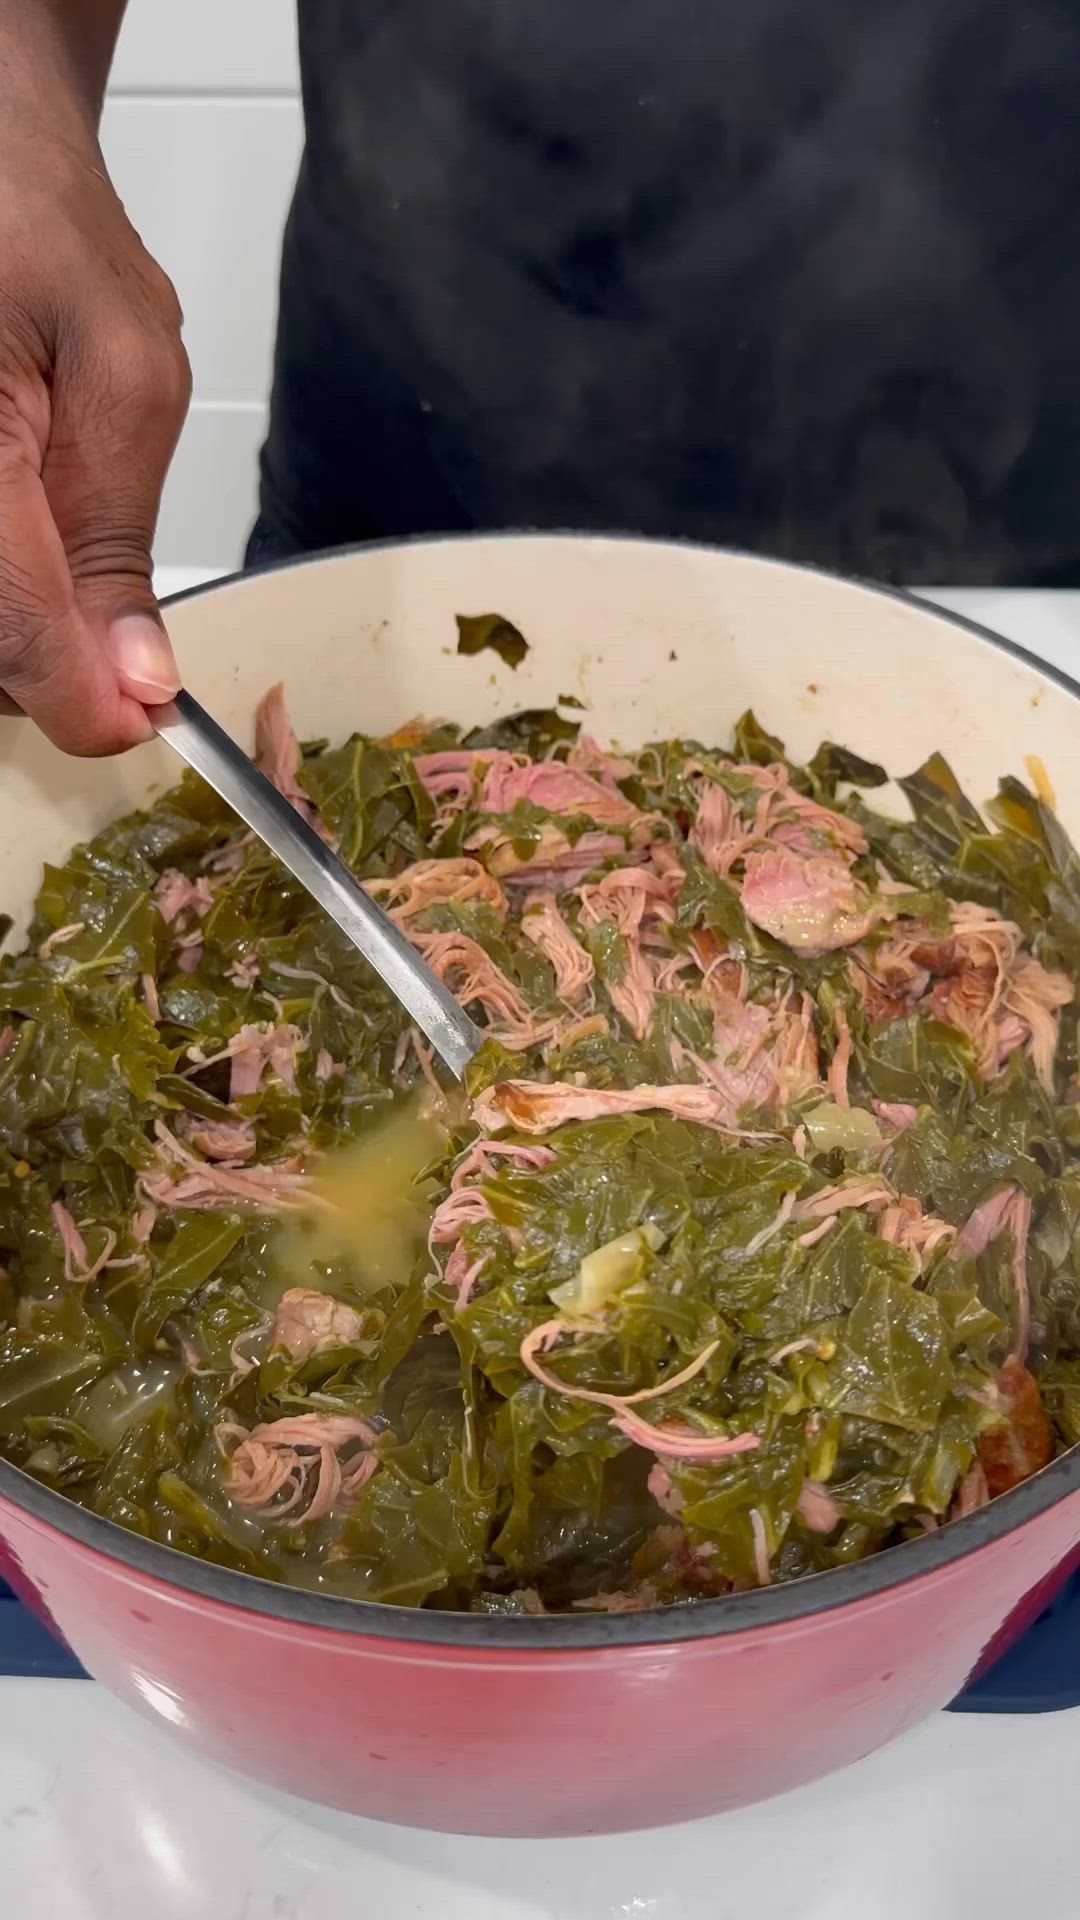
[1,536,1074,939]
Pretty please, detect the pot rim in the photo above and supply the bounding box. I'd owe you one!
[2,530,1076,1652]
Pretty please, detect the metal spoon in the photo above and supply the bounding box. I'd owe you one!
[152,689,483,1079]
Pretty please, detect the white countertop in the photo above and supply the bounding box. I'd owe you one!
[3,574,1080,1919]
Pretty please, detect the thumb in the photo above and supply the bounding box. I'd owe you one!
[43,312,190,717]
[0,394,161,755]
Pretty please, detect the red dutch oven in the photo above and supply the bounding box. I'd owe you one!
[2,536,1078,1837]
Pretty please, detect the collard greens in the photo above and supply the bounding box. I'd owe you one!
[0,688,1076,1613]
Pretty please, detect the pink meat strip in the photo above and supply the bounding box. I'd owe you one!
[952,1185,1032,1363]
[444,1242,489,1311]
[873,1100,920,1138]
[520,891,594,1005]
[429,1184,495,1245]
[50,1201,116,1284]
[449,1139,558,1189]
[691,783,751,875]
[268,1287,367,1363]
[472,1078,778,1137]
[218,1412,378,1524]
[741,849,877,954]
[141,973,161,1023]
[519,1318,759,1462]
[226,952,261,990]
[138,1121,321,1214]
[253,683,330,837]
[792,1178,894,1222]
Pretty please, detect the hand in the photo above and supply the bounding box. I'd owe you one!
[0,123,191,754]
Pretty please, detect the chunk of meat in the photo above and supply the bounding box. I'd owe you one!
[185,1022,305,1102]
[473,1078,775,1137]
[227,1023,305,1101]
[480,758,643,827]
[978,1360,1054,1496]
[218,1411,378,1523]
[741,850,876,953]
[520,892,594,1005]
[269,1288,367,1363]
[872,1100,920,1138]
[796,1479,843,1534]
[154,869,214,926]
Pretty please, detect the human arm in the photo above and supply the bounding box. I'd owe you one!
[0,0,191,753]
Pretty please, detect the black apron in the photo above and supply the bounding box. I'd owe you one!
[252,0,1080,583]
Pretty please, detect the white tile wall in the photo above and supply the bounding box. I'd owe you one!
[103,1,302,567]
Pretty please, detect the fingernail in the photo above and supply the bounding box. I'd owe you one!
[106,614,181,702]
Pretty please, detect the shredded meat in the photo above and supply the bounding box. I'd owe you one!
[218,1412,378,1523]
[154,869,214,926]
[473,1078,777,1137]
[366,856,507,922]
[520,891,594,1005]
[411,930,557,1050]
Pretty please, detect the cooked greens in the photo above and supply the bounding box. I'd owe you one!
[0,687,1076,1613]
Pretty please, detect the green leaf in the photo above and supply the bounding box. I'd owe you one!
[455,612,530,670]
[133,1215,246,1345]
